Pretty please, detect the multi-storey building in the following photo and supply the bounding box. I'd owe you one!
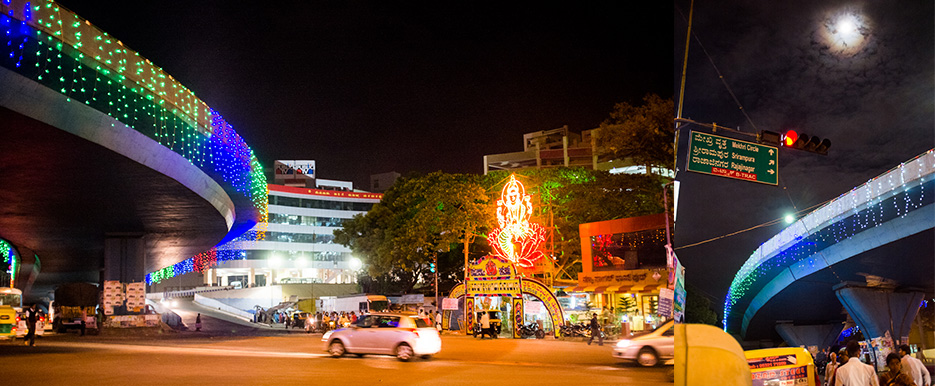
[482,126,674,177]
[204,184,381,288]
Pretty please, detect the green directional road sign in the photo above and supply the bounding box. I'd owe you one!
[686,131,778,185]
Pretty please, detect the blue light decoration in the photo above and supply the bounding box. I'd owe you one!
[0,1,269,283]
[723,150,934,333]
[840,325,859,339]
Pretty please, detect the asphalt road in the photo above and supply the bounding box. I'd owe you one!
[1,329,670,385]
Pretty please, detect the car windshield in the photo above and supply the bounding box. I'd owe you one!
[652,320,674,334]
[376,315,401,328]
[410,317,429,328]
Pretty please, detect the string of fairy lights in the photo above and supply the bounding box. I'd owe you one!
[1,0,269,284]
[723,149,934,333]
[1,239,17,287]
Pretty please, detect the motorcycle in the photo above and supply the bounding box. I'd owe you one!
[520,322,546,339]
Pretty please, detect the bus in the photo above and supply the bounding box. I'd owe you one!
[0,287,45,338]
[0,287,22,310]
[0,287,21,339]
[318,294,389,314]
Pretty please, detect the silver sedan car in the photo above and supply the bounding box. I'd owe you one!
[322,312,442,361]
[613,319,675,366]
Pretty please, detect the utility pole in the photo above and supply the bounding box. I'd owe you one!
[463,236,469,334]
[434,255,438,312]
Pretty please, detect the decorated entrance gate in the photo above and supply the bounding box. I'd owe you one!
[443,174,564,338]
[446,255,564,338]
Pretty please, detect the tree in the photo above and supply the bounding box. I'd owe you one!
[338,167,669,293]
[335,172,490,294]
[596,94,675,171]
[684,283,720,326]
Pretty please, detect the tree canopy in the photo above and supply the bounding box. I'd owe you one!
[334,172,489,294]
[596,93,675,171]
[336,168,668,294]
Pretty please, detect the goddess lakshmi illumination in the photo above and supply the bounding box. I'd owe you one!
[488,175,546,268]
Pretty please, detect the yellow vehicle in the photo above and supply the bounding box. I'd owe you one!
[745,347,819,386]
[0,305,16,340]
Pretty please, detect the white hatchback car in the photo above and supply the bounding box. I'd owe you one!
[613,319,675,366]
[322,312,441,361]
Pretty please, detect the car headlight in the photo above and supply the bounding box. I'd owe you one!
[322,331,333,342]
[616,340,632,348]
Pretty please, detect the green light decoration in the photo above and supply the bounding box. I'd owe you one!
[1,239,17,287]
[1,1,269,283]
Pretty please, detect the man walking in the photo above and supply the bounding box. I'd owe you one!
[480,311,491,339]
[24,303,39,346]
[587,313,603,346]
[899,344,931,386]
[835,340,878,386]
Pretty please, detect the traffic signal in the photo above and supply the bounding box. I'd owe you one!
[429,262,436,273]
[757,130,782,147]
[780,130,831,155]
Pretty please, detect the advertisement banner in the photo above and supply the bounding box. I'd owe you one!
[578,269,666,288]
[466,280,521,297]
[274,160,316,180]
[750,365,809,386]
[747,355,798,369]
[658,287,674,318]
[442,297,459,311]
[672,255,686,323]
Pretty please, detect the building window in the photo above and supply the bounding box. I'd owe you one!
[590,228,667,271]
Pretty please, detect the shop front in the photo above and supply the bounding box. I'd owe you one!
[570,269,669,335]
[576,214,674,336]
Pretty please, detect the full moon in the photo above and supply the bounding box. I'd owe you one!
[820,9,870,57]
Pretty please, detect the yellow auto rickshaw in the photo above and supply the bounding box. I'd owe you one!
[745,347,819,386]
[0,305,16,341]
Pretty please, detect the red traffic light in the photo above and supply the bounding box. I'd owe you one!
[782,130,798,147]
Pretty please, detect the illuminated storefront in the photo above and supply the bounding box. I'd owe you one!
[575,214,672,333]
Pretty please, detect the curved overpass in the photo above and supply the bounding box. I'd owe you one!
[0,1,266,296]
[724,150,934,341]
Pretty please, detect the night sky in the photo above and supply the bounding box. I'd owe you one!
[55,1,673,188]
[672,0,934,307]
[52,1,933,313]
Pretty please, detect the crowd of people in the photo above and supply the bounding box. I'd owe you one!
[818,341,930,386]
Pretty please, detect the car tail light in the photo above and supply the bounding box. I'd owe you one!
[407,328,421,339]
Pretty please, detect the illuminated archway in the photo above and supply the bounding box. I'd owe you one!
[445,277,565,338]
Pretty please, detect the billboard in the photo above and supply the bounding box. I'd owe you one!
[274,160,316,181]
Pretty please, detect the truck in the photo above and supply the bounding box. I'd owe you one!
[318,294,389,314]
[51,282,99,334]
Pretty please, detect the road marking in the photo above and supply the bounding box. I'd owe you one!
[43,342,328,358]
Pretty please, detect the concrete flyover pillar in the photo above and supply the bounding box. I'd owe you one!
[248,267,255,287]
[104,233,145,284]
[834,283,924,343]
[775,322,843,350]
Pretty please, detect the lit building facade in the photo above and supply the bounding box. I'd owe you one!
[573,213,671,333]
[205,184,381,288]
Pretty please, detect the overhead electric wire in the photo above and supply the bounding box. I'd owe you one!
[675,3,758,132]
[674,198,830,251]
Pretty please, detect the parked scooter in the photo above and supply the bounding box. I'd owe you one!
[520,322,546,339]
